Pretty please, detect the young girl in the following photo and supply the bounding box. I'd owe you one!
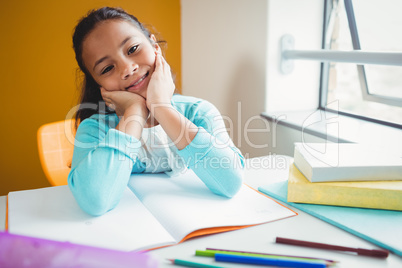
[68,7,244,216]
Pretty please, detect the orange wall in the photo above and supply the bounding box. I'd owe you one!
[0,0,181,195]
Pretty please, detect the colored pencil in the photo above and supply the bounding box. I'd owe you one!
[276,237,389,258]
[168,259,224,268]
[214,253,327,268]
[205,248,338,264]
[197,250,334,265]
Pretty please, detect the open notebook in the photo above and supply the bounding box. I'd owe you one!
[8,169,296,252]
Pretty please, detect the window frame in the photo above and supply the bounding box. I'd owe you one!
[319,0,402,129]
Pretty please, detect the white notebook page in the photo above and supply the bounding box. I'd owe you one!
[128,169,296,242]
[8,186,175,251]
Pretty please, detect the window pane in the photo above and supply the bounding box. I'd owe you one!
[326,0,402,126]
[327,63,402,125]
[353,0,402,98]
[353,0,402,51]
[365,65,402,98]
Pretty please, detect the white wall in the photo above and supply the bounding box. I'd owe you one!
[181,0,324,157]
[264,0,325,156]
[265,0,323,112]
[267,123,329,156]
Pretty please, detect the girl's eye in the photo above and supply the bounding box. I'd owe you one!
[128,45,139,55]
[101,65,114,75]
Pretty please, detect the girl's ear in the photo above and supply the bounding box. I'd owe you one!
[150,34,161,54]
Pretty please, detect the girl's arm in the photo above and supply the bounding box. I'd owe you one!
[154,100,245,198]
[68,113,146,216]
[147,53,244,198]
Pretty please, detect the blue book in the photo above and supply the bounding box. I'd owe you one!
[258,181,402,257]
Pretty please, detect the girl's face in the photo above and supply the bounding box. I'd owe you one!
[82,19,159,99]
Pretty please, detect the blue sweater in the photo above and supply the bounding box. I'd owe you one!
[68,94,244,216]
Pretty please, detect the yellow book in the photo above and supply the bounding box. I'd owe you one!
[287,164,402,211]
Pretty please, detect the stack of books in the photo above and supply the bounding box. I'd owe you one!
[288,143,402,211]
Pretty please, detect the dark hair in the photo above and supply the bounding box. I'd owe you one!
[72,7,159,127]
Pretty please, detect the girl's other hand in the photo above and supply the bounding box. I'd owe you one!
[100,87,149,119]
[146,52,175,111]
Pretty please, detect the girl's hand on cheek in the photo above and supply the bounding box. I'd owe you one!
[100,87,149,119]
[146,53,175,111]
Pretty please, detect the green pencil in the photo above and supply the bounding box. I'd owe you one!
[168,259,224,268]
[196,249,337,266]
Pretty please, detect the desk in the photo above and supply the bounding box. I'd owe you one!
[1,156,402,267]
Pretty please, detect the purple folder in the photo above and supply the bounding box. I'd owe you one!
[0,232,159,267]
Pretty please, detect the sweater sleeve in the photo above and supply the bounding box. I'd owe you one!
[67,116,143,216]
[176,100,245,198]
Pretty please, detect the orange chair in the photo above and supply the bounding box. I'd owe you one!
[37,119,76,186]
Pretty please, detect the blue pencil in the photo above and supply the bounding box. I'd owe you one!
[168,259,224,268]
[214,253,327,268]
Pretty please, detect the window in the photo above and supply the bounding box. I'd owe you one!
[322,0,402,127]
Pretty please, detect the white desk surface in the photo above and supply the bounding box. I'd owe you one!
[1,155,402,267]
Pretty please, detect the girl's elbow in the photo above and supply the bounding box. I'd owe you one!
[68,173,114,216]
[227,176,243,198]
[219,168,244,198]
[73,189,115,216]
[81,199,111,216]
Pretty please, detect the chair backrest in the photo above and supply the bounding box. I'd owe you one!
[37,119,76,186]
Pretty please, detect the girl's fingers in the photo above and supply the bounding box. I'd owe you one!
[100,87,115,107]
[100,87,108,97]
[157,53,171,76]
[160,55,167,74]
[103,99,115,110]
[154,52,161,72]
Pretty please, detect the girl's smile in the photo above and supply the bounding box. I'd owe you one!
[81,19,159,99]
[125,71,150,92]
